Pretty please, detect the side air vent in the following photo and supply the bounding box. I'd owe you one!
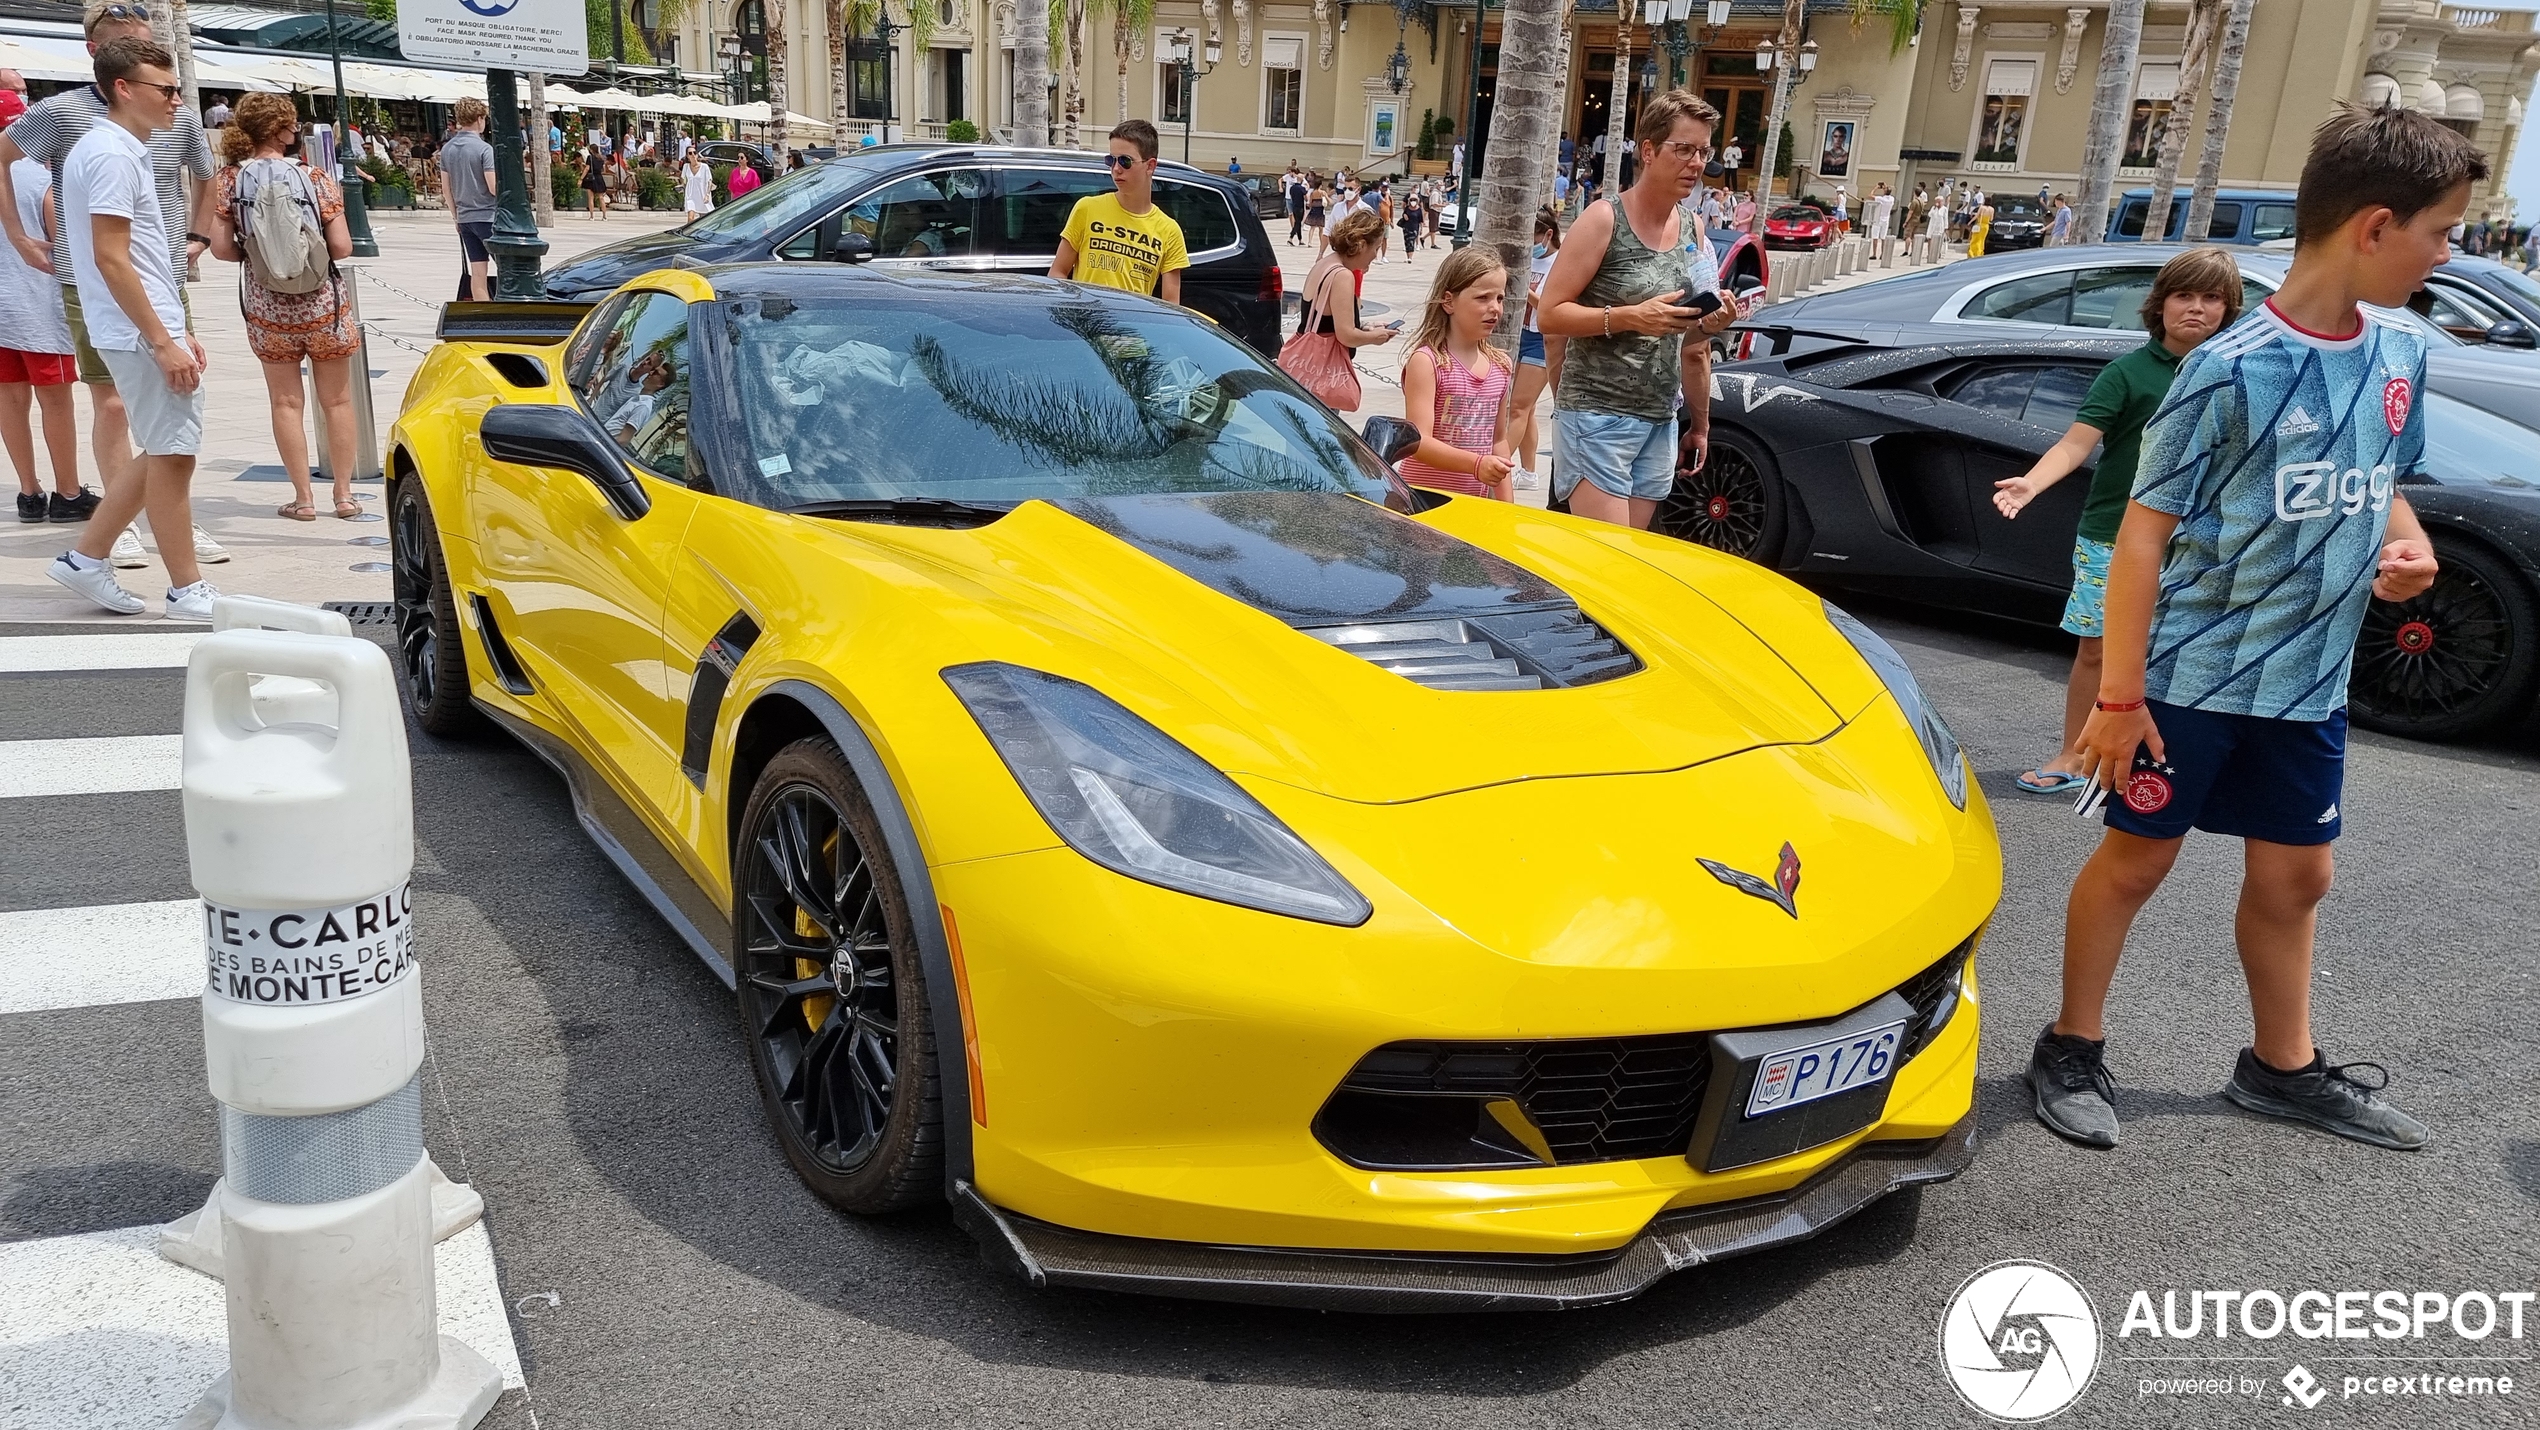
[483,352,550,389]
[681,611,762,786]
[467,593,536,695]
[1308,607,1641,692]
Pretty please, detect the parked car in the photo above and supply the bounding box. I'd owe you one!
[1230,172,1290,220]
[2104,187,2297,245]
[1764,203,1833,249]
[1655,328,2540,740]
[1981,195,2048,251]
[541,144,1287,359]
[699,140,772,181]
[2436,253,2540,330]
[390,264,1998,1310]
[2417,254,2540,351]
[1748,244,2540,429]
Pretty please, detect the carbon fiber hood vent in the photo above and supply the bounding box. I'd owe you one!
[1052,492,1643,693]
[1309,608,1642,691]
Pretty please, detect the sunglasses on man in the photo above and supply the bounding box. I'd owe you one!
[1105,153,1145,170]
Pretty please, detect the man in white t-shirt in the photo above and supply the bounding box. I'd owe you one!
[48,37,212,619]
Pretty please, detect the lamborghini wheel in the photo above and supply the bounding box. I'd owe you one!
[735,739,942,1212]
[1656,427,1787,566]
[2349,539,2538,742]
[390,471,484,737]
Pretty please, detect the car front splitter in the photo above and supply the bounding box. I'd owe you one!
[951,1114,1975,1314]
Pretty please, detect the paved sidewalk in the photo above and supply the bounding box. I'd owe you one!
[0,208,688,625]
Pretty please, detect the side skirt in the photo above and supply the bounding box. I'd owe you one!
[477,702,737,988]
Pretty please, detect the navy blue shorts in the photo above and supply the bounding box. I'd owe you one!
[2105,700,2347,846]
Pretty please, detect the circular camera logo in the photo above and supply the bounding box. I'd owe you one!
[1939,1260,2102,1422]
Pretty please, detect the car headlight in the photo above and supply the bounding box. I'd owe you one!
[943,663,1373,926]
[1820,601,1968,809]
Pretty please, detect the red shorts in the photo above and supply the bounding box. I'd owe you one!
[0,348,75,386]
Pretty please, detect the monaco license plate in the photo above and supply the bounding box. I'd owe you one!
[1744,1018,1909,1118]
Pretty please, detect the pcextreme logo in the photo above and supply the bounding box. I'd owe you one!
[1940,1260,2103,1422]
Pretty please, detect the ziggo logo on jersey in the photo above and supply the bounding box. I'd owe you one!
[2275,461,2395,522]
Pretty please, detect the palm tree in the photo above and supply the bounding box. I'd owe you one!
[1479,0,1565,352]
[2182,0,2253,243]
[528,71,554,225]
[767,0,790,128]
[1748,0,1803,227]
[830,0,851,139]
[1061,0,1087,146]
[1015,0,1052,143]
[2138,0,2220,246]
[2071,0,2143,246]
[1101,0,1157,129]
[1538,7,1574,214]
[1600,7,1631,200]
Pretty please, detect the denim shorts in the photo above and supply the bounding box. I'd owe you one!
[2059,535,2114,637]
[1518,329,1546,366]
[1553,409,1677,501]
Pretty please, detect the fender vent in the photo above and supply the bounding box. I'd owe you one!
[681,611,762,786]
[1307,607,1641,692]
[467,593,535,695]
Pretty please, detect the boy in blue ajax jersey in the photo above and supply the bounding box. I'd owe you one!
[2028,102,2485,1157]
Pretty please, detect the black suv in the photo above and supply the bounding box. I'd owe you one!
[543,144,1286,358]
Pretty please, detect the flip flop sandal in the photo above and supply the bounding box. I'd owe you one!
[278,500,316,521]
[332,498,362,519]
[2017,768,2085,794]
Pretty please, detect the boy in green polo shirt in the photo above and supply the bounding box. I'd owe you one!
[1992,246,2244,793]
[1051,119,1188,302]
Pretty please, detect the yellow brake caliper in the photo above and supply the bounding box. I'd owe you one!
[798,829,839,1033]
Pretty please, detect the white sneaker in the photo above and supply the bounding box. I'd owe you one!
[165,578,220,622]
[110,527,148,568]
[1512,467,1544,491]
[46,552,145,614]
[192,526,230,563]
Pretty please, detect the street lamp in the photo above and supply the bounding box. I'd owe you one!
[1386,40,1409,95]
[321,0,376,257]
[1168,28,1220,165]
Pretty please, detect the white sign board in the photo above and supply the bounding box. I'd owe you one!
[398,0,587,74]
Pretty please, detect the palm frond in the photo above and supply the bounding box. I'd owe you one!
[1846,0,1919,55]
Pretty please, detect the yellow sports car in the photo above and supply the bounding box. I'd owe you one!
[389,263,1999,1311]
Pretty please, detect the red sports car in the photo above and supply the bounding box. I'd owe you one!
[1764,204,1834,250]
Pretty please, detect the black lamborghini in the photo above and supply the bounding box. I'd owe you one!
[1651,329,2540,742]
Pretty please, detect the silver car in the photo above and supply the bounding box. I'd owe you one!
[1752,243,2540,428]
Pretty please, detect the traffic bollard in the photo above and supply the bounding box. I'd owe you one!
[162,597,485,1279]
[173,624,501,1430]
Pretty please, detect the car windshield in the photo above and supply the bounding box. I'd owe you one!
[1994,199,2044,220]
[684,154,893,244]
[718,286,1399,510]
[2425,392,2540,487]
[1772,206,1823,222]
[2482,264,2540,310]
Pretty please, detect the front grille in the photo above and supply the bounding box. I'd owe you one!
[1307,607,1641,693]
[1313,933,1979,1173]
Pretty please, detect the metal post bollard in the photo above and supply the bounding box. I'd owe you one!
[172,612,500,1430]
[310,269,383,486]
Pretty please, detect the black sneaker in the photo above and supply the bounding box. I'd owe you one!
[15,491,43,523]
[47,487,100,522]
[2224,1048,2428,1151]
[2028,1026,2120,1148]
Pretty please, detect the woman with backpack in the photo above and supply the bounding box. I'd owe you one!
[206,92,360,523]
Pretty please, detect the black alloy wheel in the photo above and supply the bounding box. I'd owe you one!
[2348,539,2539,742]
[735,739,941,1212]
[389,473,484,737]
[1655,427,1787,566]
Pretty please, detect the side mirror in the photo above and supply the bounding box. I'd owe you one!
[1359,414,1422,466]
[2482,319,2536,350]
[1733,275,1766,296]
[834,233,875,264]
[479,405,651,520]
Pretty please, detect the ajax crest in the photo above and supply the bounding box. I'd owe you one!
[1940,1260,2102,1422]
[2383,376,2412,435]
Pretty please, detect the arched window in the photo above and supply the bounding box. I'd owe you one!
[737,0,764,38]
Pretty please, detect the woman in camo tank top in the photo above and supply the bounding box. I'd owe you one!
[1536,90,1741,529]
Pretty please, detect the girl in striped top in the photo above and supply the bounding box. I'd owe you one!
[1396,246,1516,500]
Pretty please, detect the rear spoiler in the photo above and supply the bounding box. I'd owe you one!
[1725,323,1881,359]
[436,301,596,345]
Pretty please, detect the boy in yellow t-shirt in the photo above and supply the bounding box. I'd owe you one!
[1051,119,1189,301]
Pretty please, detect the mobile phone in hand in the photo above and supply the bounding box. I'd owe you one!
[1677,289,1724,316]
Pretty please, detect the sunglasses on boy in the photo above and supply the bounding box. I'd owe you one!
[1105,153,1145,170]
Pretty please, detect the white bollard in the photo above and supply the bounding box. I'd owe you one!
[174,625,500,1430]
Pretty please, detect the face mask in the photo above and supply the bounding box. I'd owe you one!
[1531,243,1548,259]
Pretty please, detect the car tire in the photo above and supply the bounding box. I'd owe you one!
[733,738,944,1214]
[389,470,485,738]
[2348,538,2540,742]
[1655,425,1789,567]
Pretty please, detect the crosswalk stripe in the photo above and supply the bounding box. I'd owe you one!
[0,1220,526,1430]
[0,632,204,673]
[0,734,185,799]
[0,900,201,1016]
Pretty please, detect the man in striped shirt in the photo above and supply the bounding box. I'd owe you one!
[0,0,217,569]
[2031,102,2481,1157]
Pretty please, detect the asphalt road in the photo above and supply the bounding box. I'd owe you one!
[4,598,2536,1430]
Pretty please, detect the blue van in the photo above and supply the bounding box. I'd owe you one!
[2104,188,2297,245]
